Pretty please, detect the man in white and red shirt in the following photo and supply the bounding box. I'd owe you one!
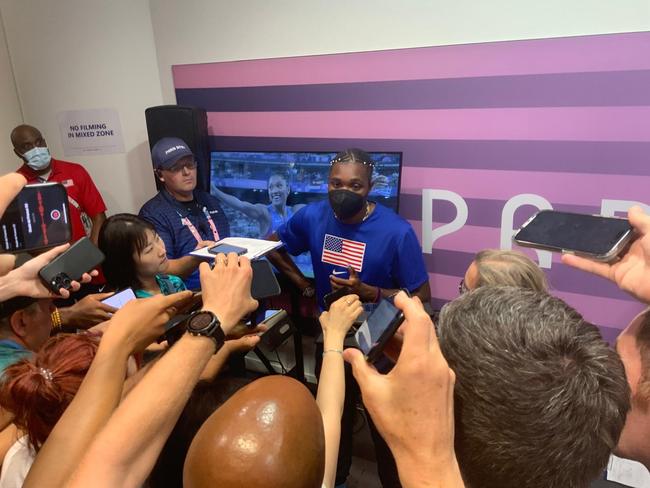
[11,124,113,329]
[11,124,107,245]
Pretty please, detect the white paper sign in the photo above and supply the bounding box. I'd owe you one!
[57,108,125,156]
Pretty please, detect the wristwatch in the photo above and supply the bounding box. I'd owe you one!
[186,310,226,352]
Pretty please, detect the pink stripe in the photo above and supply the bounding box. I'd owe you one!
[428,272,641,330]
[206,107,650,142]
[402,168,650,207]
[173,32,650,88]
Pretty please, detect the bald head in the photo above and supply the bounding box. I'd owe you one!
[11,125,47,161]
[184,376,325,488]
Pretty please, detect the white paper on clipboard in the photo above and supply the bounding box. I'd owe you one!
[190,237,283,261]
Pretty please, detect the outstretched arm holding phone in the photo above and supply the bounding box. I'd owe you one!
[65,254,258,488]
[317,294,363,488]
[23,291,193,488]
[344,293,464,488]
[562,206,650,304]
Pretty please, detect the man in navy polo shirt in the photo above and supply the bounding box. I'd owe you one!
[139,137,229,290]
[269,148,430,488]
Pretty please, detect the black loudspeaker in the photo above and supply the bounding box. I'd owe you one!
[144,105,210,191]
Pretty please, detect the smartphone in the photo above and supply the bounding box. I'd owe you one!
[101,288,136,309]
[259,309,294,350]
[354,298,405,363]
[208,243,247,256]
[323,286,353,311]
[514,210,635,262]
[0,183,71,253]
[39,237,105,293]
[251,259,281,300]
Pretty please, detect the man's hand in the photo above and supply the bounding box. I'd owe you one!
[330,266,376,302]
[1,244,96,300]
[319,294,363,342]
[102,291,193,354]
[223,333,261,355]
[59,292,119,329]
[199,252,258,335]
[562,206,650,304]
[343,292,463,487]
[194,240,216,250]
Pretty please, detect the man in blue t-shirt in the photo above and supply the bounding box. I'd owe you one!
[139,138,230,290]
[270,149,430,308]
[269,148,430,488]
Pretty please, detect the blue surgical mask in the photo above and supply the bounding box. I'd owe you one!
[23,146,51,171]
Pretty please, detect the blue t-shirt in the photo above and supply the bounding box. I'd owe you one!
[0,340,31,377]
[276,200,428,309]
[139,190,230,290]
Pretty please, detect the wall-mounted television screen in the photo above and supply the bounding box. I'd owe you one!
[210,151,403,277]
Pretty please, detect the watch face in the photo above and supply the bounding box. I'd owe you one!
[190,312,214,331]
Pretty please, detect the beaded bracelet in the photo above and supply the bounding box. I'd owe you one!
[51,308,63,331]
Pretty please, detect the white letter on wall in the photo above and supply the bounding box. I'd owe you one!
[601,199,650,217]
[422,189,468,254]
[501,194,553,269]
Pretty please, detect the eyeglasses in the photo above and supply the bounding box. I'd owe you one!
[458,278,469,295]
[166,160,197,173]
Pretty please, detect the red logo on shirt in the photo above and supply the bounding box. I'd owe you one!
[50,210,61,221]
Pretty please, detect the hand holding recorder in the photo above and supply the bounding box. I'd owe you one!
[199,252,259,335]
[343,293,463,488]
[102,290,194,354]
[562,206,650,304]
[0,244,96,300]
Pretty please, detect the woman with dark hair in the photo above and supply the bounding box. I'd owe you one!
[98,214,187,297]
[0,334,99,487]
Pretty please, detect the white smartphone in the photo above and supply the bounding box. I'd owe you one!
[101,288,136,309]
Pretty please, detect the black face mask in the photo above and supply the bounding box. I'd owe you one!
[329,190,366,220]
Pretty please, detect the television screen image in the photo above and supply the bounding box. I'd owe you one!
[210,151,403,277]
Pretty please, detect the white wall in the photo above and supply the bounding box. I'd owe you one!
[1,0,648,213]
[0,0,163,214]
[150,0,650,104]
[0,9,22,174]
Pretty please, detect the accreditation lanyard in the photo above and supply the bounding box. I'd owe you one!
[179,207,220,243]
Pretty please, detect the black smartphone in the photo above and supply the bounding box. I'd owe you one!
[0,183,71,253]
[354,297,405,363]
[208,243,247,256]
[251,259,281,300]
[323,286,353,311]
[259,309,294,350]
[514,210,635,262]
[38,237,105,293]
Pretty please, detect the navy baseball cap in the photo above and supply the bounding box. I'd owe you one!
[151,137,194,170]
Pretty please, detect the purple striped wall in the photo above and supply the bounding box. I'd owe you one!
[173,31,650,336]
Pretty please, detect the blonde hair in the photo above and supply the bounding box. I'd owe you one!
[474,249,548,292]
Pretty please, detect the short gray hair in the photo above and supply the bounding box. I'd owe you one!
[474,249,547,292]
[439,286,629,488]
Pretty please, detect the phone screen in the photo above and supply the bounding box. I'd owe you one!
[101,288,136,309]
[208,243,247,256]
[355,299,402,356]
[515,211,633,256]
[0,183,71,252]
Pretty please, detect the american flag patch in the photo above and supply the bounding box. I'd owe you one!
[321,234,366,272]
